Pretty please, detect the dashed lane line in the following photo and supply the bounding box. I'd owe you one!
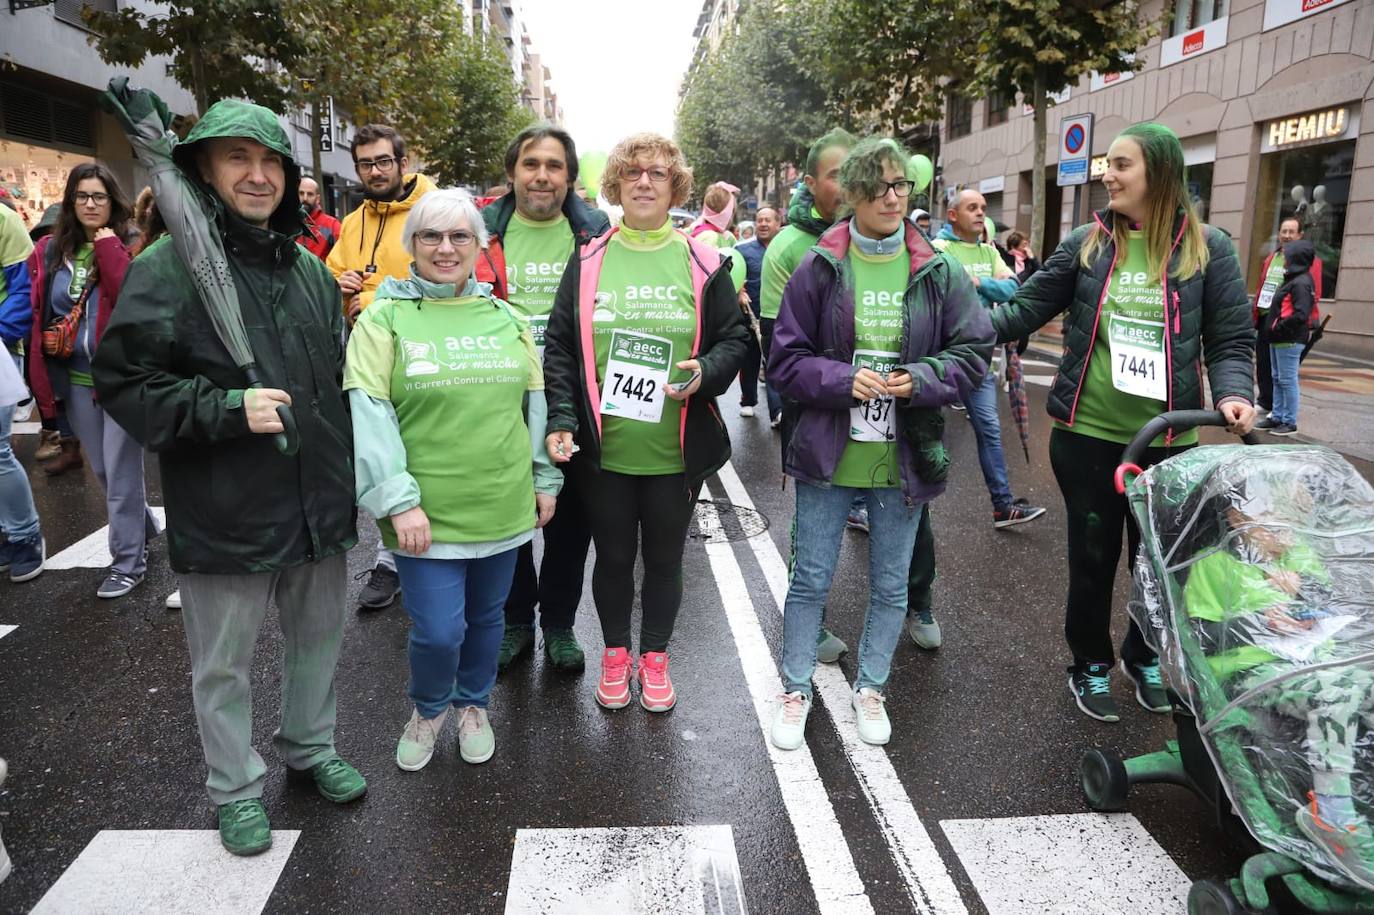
[940,813,1190,914]
[712,464,968,915]
[697,498,875,915]
[31,829,300,915]
[505,825,747,914]
[0,624,15,640]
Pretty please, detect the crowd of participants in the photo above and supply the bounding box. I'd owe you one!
[0,96,1293,863]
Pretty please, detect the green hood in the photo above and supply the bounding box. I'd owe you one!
[172,98,304,238]
[786,185,831,237]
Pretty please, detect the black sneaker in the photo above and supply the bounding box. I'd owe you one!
[1254,416,1280,430]
[1120,659,1170,713]
[1069,663,1120,722]
[1269,423,1298,437]
[358,564,400,609]
[993,498,1046,530]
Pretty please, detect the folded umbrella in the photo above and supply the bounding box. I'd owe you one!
[1005,344,1031,463]
[98,76,298,455]
[1300,314,1330,364]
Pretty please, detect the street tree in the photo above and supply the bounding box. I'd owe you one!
[964,0,1159,255]
[82,1,296,116]
[422,32,535,187]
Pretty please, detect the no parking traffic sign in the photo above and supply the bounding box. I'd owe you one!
[1057,113,1094,187]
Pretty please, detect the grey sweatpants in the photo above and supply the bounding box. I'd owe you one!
[180,552,348,806]
[57,376,158,576]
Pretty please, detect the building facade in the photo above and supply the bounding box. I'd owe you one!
[471,0,563,124]
[0,0,362,228]
[938,0,1374,357]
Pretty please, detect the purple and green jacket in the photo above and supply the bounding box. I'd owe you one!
[770,218,994,506]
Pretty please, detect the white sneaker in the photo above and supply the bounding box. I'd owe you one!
[396,709,447,771]
[739,405,756,418]
[165,590,182,610]
[852,688,891,745]
[770,415,782,429]
[770,692,811,750]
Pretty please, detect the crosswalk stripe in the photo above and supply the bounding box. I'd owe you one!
[46,508,167,570]
[505,825,746,914]
[714,464,968,915]
[0,624,15,640]
[697,498,875,914]
[939,814,1190,914]
[31,829,300,915]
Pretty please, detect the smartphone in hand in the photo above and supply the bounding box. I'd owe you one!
[669,370,702,394]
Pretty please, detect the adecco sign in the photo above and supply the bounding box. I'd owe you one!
[1263,0,1354,30]
[1160,16,1228,67]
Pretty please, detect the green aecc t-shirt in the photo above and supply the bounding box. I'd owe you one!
[503,211,574,353]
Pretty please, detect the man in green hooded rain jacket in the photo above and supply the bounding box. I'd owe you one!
[92,98,365,858]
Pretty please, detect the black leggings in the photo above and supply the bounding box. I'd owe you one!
[571,462,700,653]
[1049,427,1185,669]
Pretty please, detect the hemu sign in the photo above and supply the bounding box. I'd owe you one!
[1160,16,1229,67]
[1262,107,1358,152]
[1263,0,1354,30]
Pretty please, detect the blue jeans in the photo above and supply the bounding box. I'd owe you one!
[1,354,40,544]
[963,371,1013,511]
[394,549,519,719]
[781,482,921,697]
[1270,344,1301,427]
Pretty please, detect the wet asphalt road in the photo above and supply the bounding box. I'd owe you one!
[3,348,1371,915]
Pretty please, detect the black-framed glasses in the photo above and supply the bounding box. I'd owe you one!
[871,180,915,199]
[622,166,671,184]
[356,156,399,175]
[414,229,476,248]
[74,192,110,206]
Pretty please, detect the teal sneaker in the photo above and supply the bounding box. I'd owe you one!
[816,628,848,663]
[1121,659,1170,713]
[217,798,272,856]
[1069,664,1120,723]
[543,628,586,671]
[906,609,942,650]
[497,625,535,671]
[305,755,367,803]
[457,706,495,764]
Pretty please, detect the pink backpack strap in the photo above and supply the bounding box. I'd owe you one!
[577,227,618,438]
[676,230,722,454]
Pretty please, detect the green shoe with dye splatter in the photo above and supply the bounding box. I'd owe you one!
[218,798,272,856]
[306,755,366,803]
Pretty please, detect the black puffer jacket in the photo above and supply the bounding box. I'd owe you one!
[991,209,1253,425]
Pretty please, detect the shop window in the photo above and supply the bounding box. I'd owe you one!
[0,79,95,151]
[1249,139,1354,299]
[985,91,1009,128]
[1170,0,1229,37]
[55,0,115,29]
[947,94,972,140]
[1186,161,1214,223]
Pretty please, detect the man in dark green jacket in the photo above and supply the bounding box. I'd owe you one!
[92,99,365,858]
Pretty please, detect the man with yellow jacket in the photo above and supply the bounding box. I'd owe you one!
[328,124,437,321]
[327,123,435,610]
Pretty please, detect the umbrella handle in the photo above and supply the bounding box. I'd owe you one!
[244,371,300,457]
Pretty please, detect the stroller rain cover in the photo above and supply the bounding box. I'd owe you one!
[1126,444,1374,892]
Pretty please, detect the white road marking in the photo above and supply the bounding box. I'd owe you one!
[12,422,41,435]
[505,825,746,915]
[713,464,968,915]
[46,507,166,570]
[940,814,1189,914]
[1023,374,1053,387]
[1018,358,1059,370]
[0,624,15,640]
[697,498,874,915]
[31,829,300,915]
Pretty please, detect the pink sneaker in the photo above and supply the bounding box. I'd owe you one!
[596,647,633,709]
[637,651,676,712]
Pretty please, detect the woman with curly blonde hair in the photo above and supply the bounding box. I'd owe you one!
[543,132,749,714]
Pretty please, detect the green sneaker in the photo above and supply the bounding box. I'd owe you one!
[497,625,535,671]
[305,755,367,803]
[816,628,848,663]
[457,706,495,764]
[543,628,586,671]
[217,798,272,857]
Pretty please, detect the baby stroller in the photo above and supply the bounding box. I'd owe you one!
[1079,411,1374,915]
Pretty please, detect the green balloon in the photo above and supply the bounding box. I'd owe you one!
[579,151,608,195]
[906,154,934,192]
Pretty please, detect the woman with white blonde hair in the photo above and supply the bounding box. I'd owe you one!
[343,187,562,772]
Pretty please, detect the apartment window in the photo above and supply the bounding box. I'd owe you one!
[985,91,1009,127]
[55,0,116,29]
[947,94,972,140]
[1169,0,1229,37]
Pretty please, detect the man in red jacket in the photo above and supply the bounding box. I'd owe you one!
[1252,215,1321,413]
[297,177,341,260]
